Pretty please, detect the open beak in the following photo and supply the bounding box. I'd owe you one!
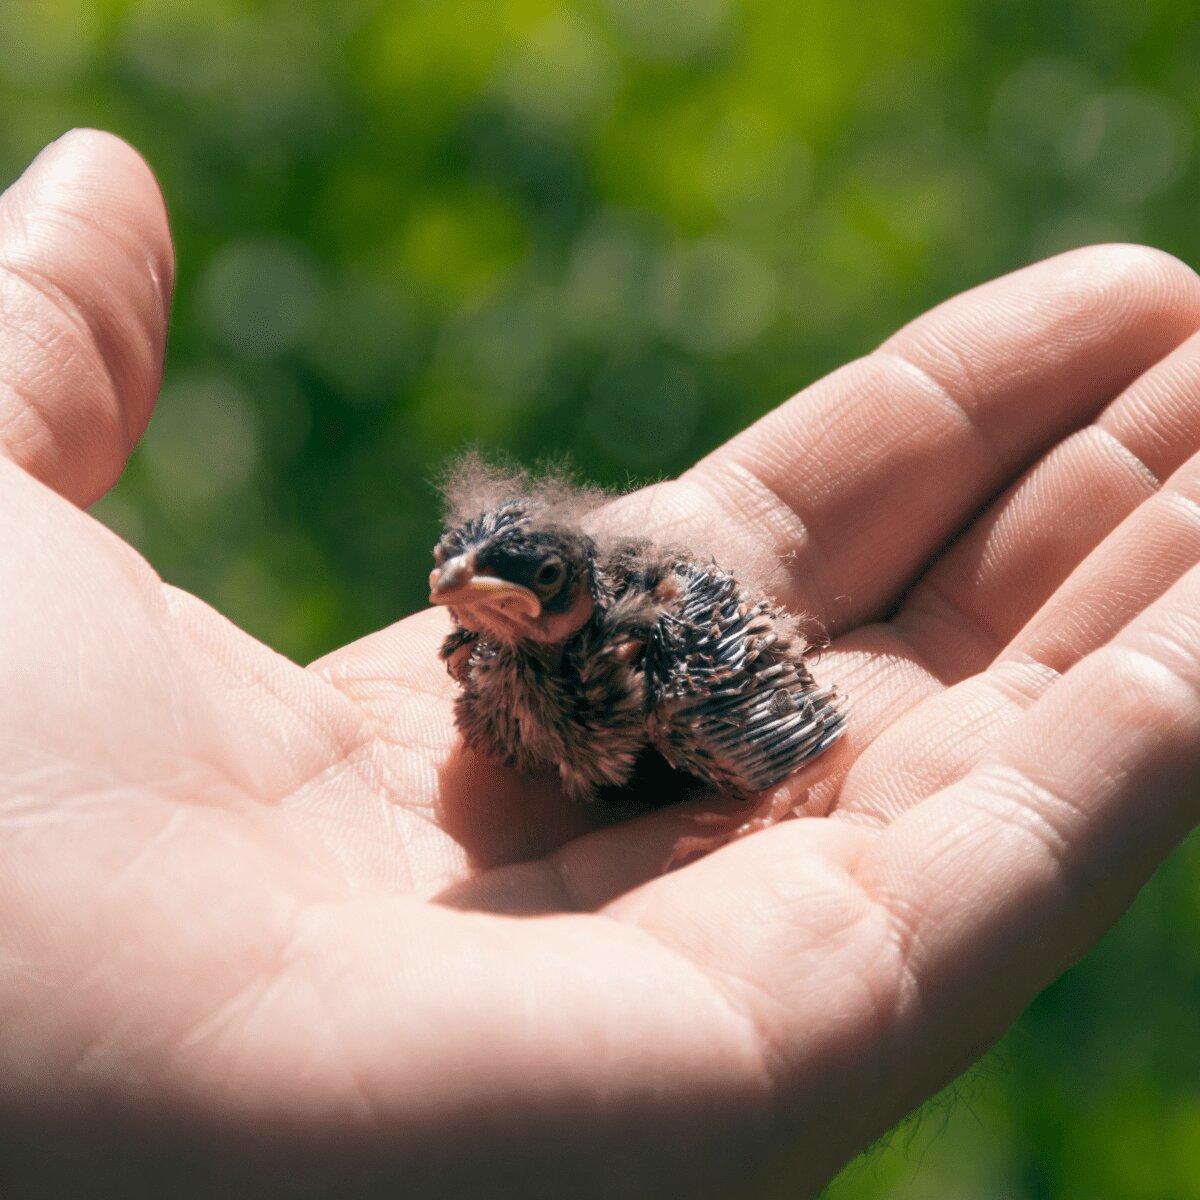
[429,554,542,620]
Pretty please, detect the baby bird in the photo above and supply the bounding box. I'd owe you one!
[429,460,846,805]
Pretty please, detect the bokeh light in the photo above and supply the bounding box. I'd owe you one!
[140,370,259,509]
[492,11,619,134]
[600,0,731,63]
[653,237,779,356]
[200,238,323,361]
[1065,87,1192,204]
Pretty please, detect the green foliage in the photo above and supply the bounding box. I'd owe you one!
[2,0,1199,1194]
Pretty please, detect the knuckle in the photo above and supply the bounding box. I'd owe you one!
[1100,634,1200,718]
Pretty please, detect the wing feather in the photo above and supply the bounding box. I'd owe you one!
[644,562,846,796]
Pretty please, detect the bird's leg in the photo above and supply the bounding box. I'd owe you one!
[731,784,802,837]
[664,785,799,869]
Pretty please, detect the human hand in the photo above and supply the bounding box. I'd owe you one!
[6,131,1200,1198]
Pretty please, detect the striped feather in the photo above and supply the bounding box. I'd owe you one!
[645,561,846,796]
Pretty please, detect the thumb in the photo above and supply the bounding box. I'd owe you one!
[0,129,174,505]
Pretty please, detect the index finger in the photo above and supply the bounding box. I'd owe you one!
[602,244,1200,632]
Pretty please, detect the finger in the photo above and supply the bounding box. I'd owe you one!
[827,327,1200,826]
[893,325,1200,680]
[849,557,1200,1118]
[820,444,1200,833]
[602,244,1200,632]
[0,129,173,504]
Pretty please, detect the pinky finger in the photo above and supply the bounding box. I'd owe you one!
[859,559,1200,1102]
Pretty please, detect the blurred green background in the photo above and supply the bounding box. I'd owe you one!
[2,0,1200,1195]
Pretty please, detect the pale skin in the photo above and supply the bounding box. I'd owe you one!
[4,130,1200,1197]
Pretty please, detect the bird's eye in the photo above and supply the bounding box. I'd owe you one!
[533,557,566,592]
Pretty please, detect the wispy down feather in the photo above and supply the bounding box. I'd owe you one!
[439,450,611,534]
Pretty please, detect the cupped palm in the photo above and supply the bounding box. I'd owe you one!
[6,131,1200,1198]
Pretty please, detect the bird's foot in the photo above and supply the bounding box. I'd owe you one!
[665,788,798,870]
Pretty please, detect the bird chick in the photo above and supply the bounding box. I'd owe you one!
[429,460,847,811]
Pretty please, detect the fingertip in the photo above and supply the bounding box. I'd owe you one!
[20,127,175,312]
[0,128,175,504]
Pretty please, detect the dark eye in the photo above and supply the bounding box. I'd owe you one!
[533,557,566,592]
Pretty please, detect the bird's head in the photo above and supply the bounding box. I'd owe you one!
[430,500,598,645]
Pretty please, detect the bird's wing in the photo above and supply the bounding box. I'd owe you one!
[644,562,846,796]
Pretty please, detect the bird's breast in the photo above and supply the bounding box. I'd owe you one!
[465,643,573,749]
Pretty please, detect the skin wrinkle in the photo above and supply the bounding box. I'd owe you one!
[841,856,931,1138]
[309,669,455,830]
[1004,471,1200,675]
[895,575,1006,681]
[690,456,838,625]
[950,763,1086,906]
[160,586,375,804]
[608,915,782,1122]
[904,247,1200,404]
[1105,355,1200,466]
[271,714,479,894]
[279,741,428,892]
[1156,487,1200,537]
[1048,424,1162,514]
[868,346,1003,479]
[0,277,91,370]
[161,895,394,1137]
[72,896,318,1115]
[878,308,987,412]
[0,253,132,467]
[1117,627,1200,705]
[892,404,1200,669]
[834,658,1063,833]
[0,750,265,819]
[315,669,451,707]
[1089,421,1163,490]
[0,377,62,466]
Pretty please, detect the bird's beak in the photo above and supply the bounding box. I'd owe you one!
[429,554,542,620]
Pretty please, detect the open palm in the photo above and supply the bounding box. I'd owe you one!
[7,131,1200,1198]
